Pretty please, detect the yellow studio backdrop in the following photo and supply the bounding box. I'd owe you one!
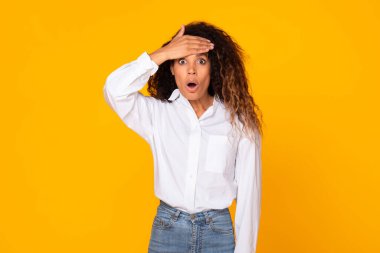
[1,0,379,252]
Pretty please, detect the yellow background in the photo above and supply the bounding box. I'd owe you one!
[1,0,379,252]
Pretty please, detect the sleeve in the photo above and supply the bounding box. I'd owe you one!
[233,133,262,253]
[103,51,159,144]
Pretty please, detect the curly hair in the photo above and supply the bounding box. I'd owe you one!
[147,21,264,144]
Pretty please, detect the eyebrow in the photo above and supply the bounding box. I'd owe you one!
[181,53,208,59]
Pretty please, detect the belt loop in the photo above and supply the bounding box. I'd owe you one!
[203,211,212,224]
[171,209,180,221]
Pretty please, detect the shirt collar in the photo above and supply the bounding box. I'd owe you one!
[168,88,181,101]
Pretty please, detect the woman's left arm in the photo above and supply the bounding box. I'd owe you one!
[233,133,262,253]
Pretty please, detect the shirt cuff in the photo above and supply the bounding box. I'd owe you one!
[137,51,159,76]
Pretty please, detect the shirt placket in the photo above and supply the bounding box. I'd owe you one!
[182,103,202,211]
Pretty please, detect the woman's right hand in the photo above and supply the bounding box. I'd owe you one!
[149,24,214,66]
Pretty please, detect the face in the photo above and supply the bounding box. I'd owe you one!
[170,53,211,101]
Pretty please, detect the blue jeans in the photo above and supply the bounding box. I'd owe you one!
[148,200,235,253]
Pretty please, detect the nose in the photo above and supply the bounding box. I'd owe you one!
[187,62,196,75]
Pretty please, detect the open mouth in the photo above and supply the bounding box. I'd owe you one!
[186,82,199,92]
[187,83,197,87]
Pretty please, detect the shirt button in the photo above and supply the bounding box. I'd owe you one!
[190,214,196,219]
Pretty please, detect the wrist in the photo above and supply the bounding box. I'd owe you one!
[149,49,167,66]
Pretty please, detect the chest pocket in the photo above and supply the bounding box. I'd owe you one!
[205,135,229,173]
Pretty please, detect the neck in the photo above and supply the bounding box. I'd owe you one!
[189,95,214,112]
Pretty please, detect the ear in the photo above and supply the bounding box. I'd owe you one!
[170,64,174,75]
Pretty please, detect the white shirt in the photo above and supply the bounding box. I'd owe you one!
[103,51,262,253]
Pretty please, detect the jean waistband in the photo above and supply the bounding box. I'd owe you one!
[158,200,230,221]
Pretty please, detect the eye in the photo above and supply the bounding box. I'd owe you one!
[177,58,207,65]
[199,58,207,64]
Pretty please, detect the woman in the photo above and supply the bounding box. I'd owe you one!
[103,21,263,253]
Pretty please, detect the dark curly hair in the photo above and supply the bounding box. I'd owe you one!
[147,21,264,144]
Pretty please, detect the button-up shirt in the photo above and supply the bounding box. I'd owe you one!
[103,51,262,253]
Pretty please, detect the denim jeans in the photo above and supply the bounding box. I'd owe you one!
[148,200,235,253]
